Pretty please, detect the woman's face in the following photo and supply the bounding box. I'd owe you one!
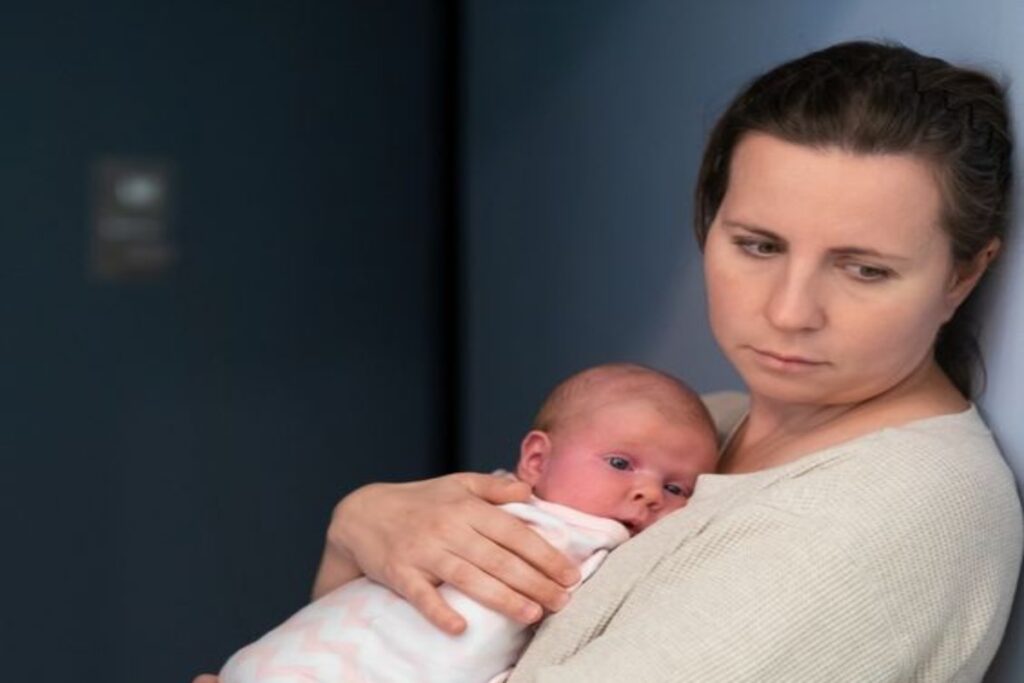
[703,132,973,406]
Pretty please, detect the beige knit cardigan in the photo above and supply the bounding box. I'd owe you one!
[507,392,1023,682]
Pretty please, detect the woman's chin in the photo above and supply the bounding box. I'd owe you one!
[739,370,844,406]
[742,373,896,408]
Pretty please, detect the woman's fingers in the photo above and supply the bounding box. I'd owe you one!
[472,505,581,587]
[436,544,557,626]
[453,474,580,587]
[446,514,574,613]
[327,472,580,629]
[399,495,574,617]
[388,564,469,635]
[192,676,219,683]
[457,471,533,504]
[406,478,578,614]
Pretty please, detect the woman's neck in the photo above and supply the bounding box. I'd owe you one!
[719,359,967,474]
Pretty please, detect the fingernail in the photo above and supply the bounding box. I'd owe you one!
[562,569,580,585]
[521,603,543,622]
[550,591,570,611]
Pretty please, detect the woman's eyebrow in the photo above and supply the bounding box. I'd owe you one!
[721,220,785,241]
[829,246,912,262]
[722,219,911,262]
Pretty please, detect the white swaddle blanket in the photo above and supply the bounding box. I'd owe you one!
[220,498,628,683]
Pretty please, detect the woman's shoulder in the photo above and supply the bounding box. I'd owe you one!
[696,396,1022,553]
[771,407,1015,510]
[752,406,1023,570]
[831,406,1014,501]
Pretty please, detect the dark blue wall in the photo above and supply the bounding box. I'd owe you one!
[0,3,447,681]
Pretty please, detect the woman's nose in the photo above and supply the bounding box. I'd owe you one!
[765,265,826,332]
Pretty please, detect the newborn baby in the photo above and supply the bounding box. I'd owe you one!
[220,363,719,683]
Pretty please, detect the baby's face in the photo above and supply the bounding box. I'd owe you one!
[521,399,718,535]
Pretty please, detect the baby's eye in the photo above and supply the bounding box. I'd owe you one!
[663,483,687,497]
[606,456,631,471]
[733,236,781,257]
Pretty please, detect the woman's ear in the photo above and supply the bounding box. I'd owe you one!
[944,237,1001,318]
[516,430,552,486]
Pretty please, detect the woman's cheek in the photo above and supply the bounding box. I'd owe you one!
[704,257,747,340]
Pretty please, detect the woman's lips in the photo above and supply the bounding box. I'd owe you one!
[749,347,828,370]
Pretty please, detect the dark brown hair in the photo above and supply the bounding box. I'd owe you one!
[695,41,1014,397]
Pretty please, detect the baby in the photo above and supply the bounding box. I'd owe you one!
[219,363,719,683]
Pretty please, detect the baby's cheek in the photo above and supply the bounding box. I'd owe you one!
[664,498,690,514]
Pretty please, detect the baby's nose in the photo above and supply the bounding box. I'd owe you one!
[631,479,664,507]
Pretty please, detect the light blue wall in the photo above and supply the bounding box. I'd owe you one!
[462,1,1024,678]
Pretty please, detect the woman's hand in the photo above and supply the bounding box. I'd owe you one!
[318,473,580,634]
[192,676,218,683]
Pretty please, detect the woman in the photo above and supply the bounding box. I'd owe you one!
[200,41,1022,682]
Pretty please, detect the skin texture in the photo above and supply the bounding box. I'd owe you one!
[517,398,718,534]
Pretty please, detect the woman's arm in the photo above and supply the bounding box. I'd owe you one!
[310,519,361,600]
[313,473,581,633]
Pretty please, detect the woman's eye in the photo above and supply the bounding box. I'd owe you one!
[733,236,781,257]
[607,456,631,471]
[664,483,687,497]
[843,262,892,282]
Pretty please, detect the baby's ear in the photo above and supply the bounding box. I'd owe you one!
[516,430,552,485]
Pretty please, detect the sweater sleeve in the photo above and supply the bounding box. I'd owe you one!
[522,502,901,682]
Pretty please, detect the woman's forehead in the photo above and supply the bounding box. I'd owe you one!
[721,133,949,253]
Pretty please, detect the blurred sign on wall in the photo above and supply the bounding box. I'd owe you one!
[91,158,176,280]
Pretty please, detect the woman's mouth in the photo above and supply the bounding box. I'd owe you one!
[749,347,828,371]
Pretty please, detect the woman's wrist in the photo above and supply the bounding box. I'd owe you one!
[311,489,369,600]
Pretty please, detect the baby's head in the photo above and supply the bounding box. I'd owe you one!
[516,363,719,535]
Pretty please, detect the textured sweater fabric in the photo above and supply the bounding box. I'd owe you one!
[219,498,627,683]
[507,392,1023,683]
